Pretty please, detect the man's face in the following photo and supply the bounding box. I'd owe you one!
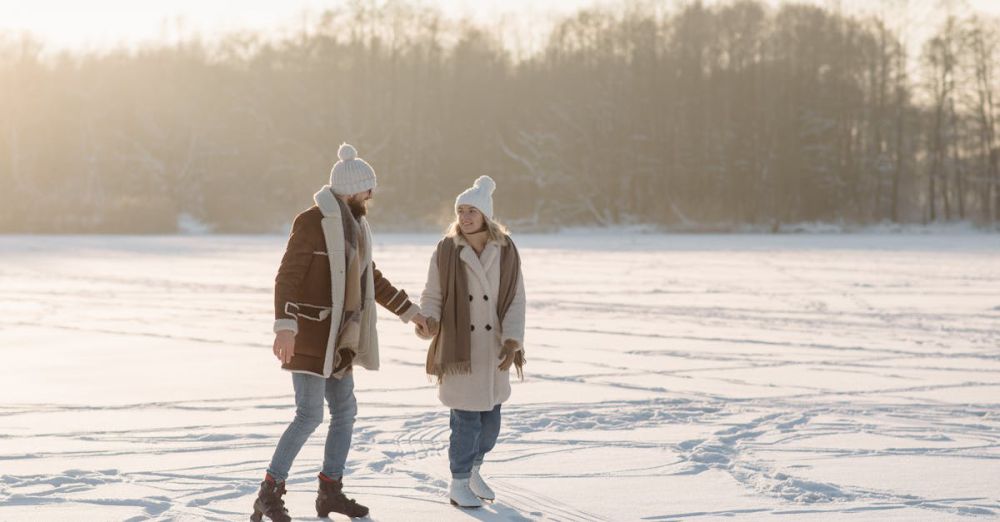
[347,189,373,219]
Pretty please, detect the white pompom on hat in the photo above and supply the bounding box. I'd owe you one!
[329,143,377,195]
[455,175,497,220]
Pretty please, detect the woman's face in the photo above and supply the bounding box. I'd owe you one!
[457,205,485,235]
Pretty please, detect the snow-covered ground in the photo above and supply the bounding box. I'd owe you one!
[0,233,997,521]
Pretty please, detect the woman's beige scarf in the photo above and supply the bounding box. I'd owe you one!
[425,235,524,381]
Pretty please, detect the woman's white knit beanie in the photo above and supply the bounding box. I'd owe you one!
[329,143,377,195]
[455,175,496,220]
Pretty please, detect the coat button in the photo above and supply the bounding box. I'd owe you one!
[469,295,473,302]
[471,325,475,331]
[485,324,492,331]
[483,295,489,301]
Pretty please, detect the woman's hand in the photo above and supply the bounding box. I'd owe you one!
[427,317,439,336]
[498,339,519,371]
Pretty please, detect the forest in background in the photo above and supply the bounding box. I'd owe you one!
[1,0,999,233]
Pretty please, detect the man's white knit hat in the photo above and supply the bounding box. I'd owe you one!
[329,143,377,195]
[455,175,496,220]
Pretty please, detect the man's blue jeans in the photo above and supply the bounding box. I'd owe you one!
[267,371,357,482]
[449,404,502,479]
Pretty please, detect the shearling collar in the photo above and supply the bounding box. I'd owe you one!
[451,231,508,249]
[452,233,503,288]
[314,186,340,217]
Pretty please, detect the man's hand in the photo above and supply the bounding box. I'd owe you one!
[412,313,428,330]
[274,330,296,364]
[415,316,439,339]
[498,339,518,371]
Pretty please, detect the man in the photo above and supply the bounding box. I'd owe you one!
[251,143,427,522]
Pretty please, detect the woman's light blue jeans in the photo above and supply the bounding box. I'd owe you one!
[266,371,357,482]
[449,404,502,479]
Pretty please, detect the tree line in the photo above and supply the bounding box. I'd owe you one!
[1,0,998,232]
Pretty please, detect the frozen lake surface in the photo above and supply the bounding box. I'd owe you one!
[0,233,997,520]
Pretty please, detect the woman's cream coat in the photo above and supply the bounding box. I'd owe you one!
[420,234,526,411]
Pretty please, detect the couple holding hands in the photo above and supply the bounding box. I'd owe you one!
[252,143,526,521]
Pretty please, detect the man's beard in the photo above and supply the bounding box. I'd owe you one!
[348,197,368,219]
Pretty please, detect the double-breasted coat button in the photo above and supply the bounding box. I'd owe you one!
[469,295,473,301]
[485,324,492,331]
[483,295,489,301]
[471,325,475,331]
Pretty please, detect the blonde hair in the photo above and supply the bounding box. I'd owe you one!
[446,214,510,244]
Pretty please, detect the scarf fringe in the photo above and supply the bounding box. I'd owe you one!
[427,355,526,382]
[513,350,526,381]
[427,361,473,384]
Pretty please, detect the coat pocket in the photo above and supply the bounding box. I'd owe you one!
[294,302,332,322]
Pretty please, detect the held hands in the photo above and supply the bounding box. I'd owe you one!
[415,316,439,339]
[411,313,428,331]
[273,330,296,364]
[498,339,519,371]
[413,312,430,339]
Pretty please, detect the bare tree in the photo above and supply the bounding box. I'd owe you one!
[964,17,999,224]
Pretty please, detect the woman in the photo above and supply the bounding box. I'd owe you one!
[416,175,526,508]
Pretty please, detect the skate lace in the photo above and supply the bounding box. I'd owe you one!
[268,482,288,513]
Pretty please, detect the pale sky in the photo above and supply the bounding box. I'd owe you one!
[0,0,597,52]
[2,0,1000,55]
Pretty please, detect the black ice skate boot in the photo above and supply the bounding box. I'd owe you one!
[251,476,291,522]
[316,474,369,518]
